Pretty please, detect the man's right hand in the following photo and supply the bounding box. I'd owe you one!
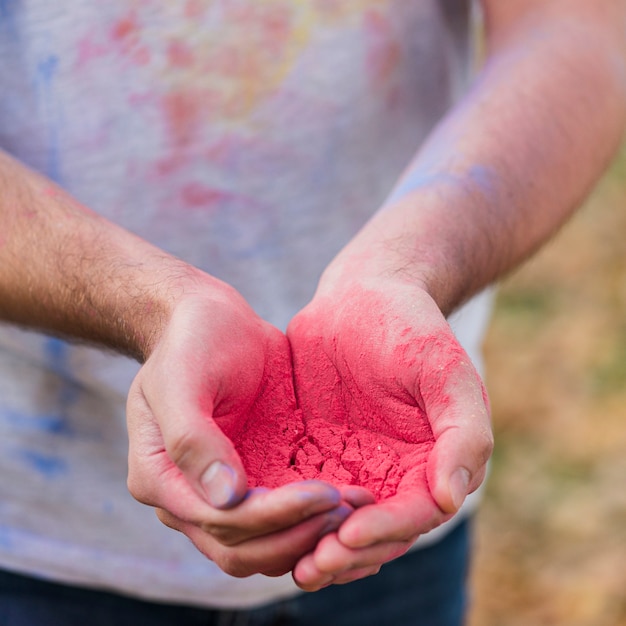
[126,282,357,578]
[0,152,366,578]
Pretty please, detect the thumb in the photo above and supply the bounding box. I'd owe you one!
[427,420,493,514]
[424,360,493,514]
[165,413,249,510]
[128,360,249,512]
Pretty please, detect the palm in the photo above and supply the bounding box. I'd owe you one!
[286,283,466,502]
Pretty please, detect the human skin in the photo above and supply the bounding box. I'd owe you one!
[287,283,489,586]
[0,0,624,589]
[286,0,626,590]
[0,153,372,578]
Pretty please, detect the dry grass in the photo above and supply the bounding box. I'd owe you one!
[468,149,626,626]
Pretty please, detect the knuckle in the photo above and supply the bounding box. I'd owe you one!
[127,470,154,505]
[262,564,291,578]
[200,523,241,546]
[219,552,252,578]
[476,429,495,463]
[155,508,180,532]
[166,429,199,470]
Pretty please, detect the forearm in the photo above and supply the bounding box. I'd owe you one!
[322,0,626,314]
[0,149,214,361]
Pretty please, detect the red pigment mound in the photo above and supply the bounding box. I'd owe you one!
[223,341,435,502]
[235,406,434,502]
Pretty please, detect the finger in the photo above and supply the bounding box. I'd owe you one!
[331,565,382,585]
[155,480,344,545]
[158,504,353,578]
[127,372,247,512]
[423,356,493,514]
[202,484,347,545]
[292,534,410,590]
[292,553,335,591]
[337,485,376,508]
[143,373,249,509]
[336,490,446,548]
[128,369,248,511]
[137,297,285,510]
[313,531,413,572]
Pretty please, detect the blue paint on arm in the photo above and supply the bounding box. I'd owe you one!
[383,164,499,207]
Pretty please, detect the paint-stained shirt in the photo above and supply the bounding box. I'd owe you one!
[0,0,489,608]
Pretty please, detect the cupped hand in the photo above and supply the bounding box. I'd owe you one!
[126,282,355,577]
[287,279,493,589]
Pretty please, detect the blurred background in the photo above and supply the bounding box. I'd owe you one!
[468,147,626,625]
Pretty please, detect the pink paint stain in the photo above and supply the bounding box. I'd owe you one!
[167,40,195,68]
[74,35,108,70]
[180,182,231,210]
[184,0,207,19]
[109,11,151,65]
[162,90,202,147]
[111,13,139,42]
[364,10,401,87]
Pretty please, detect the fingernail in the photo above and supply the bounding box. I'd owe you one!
[285,481,341,513]
[449,468,470,511]
[317,575,335,589]
[202,461,237,508]
[319,504,352,537]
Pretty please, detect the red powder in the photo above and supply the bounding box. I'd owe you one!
[214,288,471,502]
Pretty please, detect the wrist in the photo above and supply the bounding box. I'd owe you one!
[317,187,489,316]
[128,262,250,363]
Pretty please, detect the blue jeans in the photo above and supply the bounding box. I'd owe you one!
[0,518,471,626]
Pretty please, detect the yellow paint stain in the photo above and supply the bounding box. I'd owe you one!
[109,0,390,124]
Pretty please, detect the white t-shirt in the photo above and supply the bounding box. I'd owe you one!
[0,0,489,609]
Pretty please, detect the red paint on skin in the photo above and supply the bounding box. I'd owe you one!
[41,186,61,198]
[219,289,468,502]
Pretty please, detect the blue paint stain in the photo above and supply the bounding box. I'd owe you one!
[0,0,20,30]
[35,54,62,182]
[17,449,68,478]
[2,409,75,437]
[0,0,18,19]
[0,527,13,550]
[37,54,59,84]
[384,171,459,205]
[384,164,499,207]
[44,337,79,408]
[467,164,498,197]
[0,0,19,38]
[44,336,67,368]
[37,413,74,436]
